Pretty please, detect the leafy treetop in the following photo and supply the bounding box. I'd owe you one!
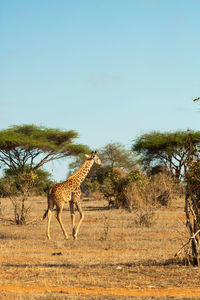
[99,142,137,170]
[132,130,200,179]
[0,124,90,172]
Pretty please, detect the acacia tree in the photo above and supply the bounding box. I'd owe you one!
[0,124,89,224]
[178,98,200,266]
[132,130,200,180]
[133,129,200,266]
[99,143,137,170]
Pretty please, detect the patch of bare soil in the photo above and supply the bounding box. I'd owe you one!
[1,284,200,298]
[0,196,200,299]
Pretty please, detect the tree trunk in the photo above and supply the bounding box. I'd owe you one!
[185,193,200,266]
[20,197,26,224]
[0,198,2,217]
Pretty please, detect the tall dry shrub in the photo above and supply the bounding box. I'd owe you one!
[101,167,179,214]
[121,169,149,210]
[146,171,179,207]
[0,171,35,224]
[100,167,148,211]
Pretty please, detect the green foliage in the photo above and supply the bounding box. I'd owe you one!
[99,167,144,210]
[0,167,54,197]
[83,178,101,194]
[1,124,78,150]
[134,130,200,152]
[132,130,200,179]
[100,167,123,205]
[32,169,54,195]
[0,174,20,198]
[99,142,137,170]
[0,124,90,172]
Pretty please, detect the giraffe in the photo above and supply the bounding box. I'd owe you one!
[43,151,102,240]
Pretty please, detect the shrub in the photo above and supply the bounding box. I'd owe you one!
[146,171,179,207]
[100,166,180,212]
[134,206,157,227]
[0,167,54,224]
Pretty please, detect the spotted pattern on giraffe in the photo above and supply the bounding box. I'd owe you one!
[43,152,102,240]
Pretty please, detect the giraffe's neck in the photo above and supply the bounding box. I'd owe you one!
[67,159,94,184]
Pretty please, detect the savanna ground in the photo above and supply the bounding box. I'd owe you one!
[0,194,200,299]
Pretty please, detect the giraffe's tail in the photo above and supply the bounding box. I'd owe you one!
[42,187,53,220]
[42,209,49,220]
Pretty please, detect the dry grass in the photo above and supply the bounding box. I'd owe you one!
[0,195,200,299]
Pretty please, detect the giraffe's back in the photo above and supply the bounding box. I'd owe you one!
[49,179,81,205]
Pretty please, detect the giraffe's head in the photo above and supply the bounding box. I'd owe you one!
[85,151,102,166]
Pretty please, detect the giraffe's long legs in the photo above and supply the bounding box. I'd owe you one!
[56,204,68,239]
[73,201,84,240]
[47,210,52,240]
[69,200,76,237]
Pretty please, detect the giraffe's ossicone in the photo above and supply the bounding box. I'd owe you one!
[43,152,102,240]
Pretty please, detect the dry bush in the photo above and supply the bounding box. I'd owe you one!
[11,196,32,224]
[134,206,157,227]
[118,170,179,210]
[0,174,33,224]
[102,215,110,241]
[100,166,180,231]
[117,168,148,210]
[124,182,144,209]
[146,172,179,207]
[125,182,158,227]
[113,169,180,229]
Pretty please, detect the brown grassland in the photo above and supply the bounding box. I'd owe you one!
[0,194,200,299]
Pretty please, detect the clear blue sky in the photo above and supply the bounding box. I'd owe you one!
[1,0,200,180]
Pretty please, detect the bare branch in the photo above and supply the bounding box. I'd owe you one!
[175,229,200,258]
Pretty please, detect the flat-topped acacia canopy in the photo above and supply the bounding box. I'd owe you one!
[132,130,200,179]
[0,124,90,172]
